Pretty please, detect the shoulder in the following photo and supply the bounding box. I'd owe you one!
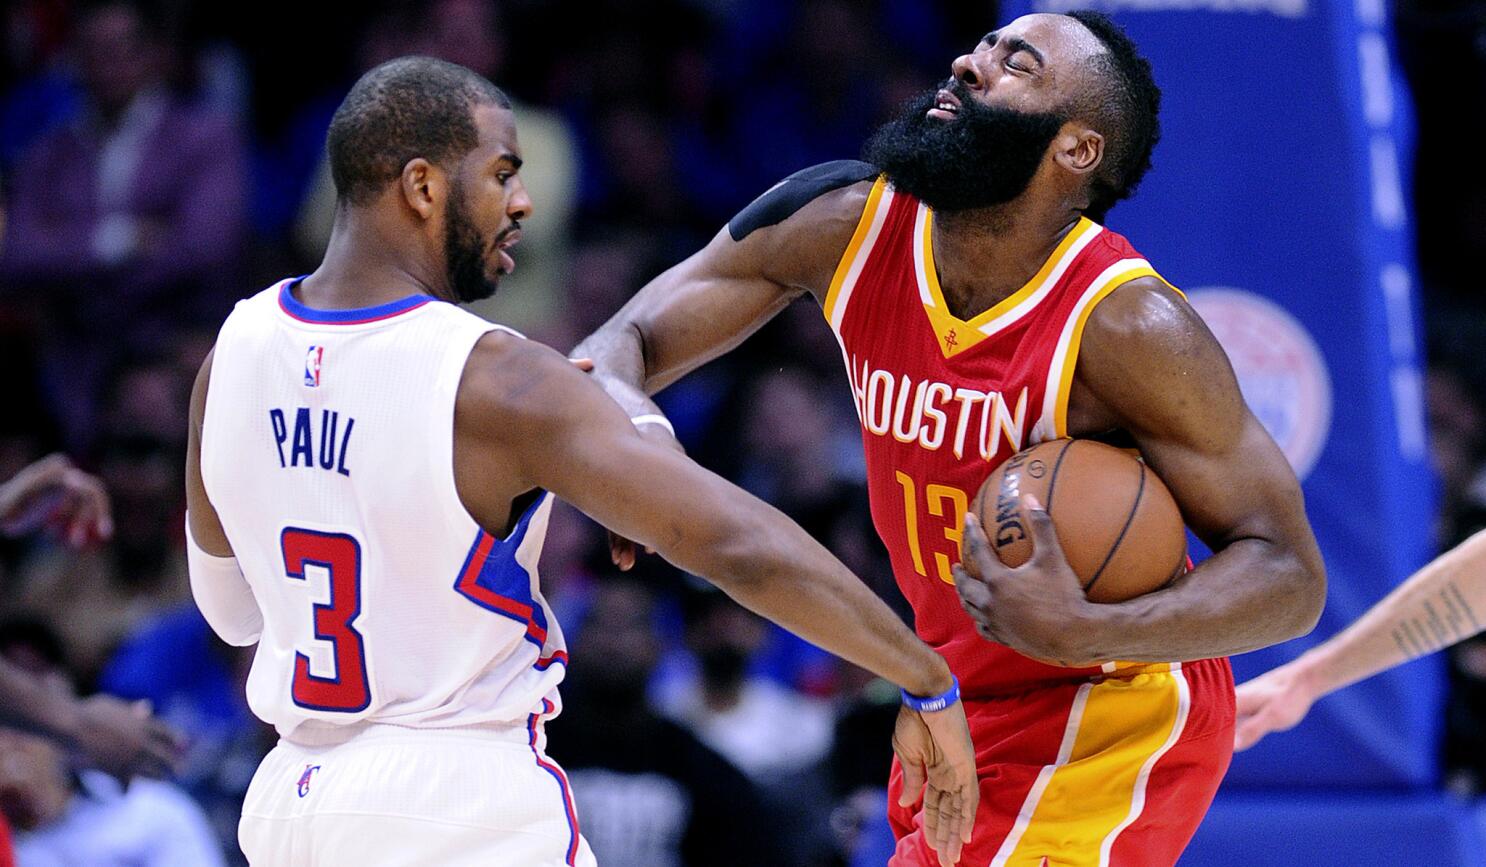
[1075,276,1242,433]
[1082,276,1215,362]
[724,161,883,294]
[458,331,601,436]
[727,160,880,243]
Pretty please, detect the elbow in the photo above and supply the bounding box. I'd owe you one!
[1284,556,1328,640]
[683,510,778,601]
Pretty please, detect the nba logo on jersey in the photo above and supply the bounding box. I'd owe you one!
[304,346,324,387]
[296,764,320,798]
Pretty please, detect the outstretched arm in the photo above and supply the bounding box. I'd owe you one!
[0,654,181,781]
[1234,530,1486,750]
[572,166,873,417]
[571,166,873,566]
[956,280,1326,665]
[459,332,976,865]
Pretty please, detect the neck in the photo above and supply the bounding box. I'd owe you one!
[929,196,1083,321]
[300,205,449,308]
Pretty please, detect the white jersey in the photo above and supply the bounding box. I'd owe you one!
[201,278,567,742]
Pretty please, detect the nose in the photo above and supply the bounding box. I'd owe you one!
[507,177,533,221]
[952,52,982,92]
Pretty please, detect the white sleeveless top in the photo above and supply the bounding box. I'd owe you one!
[201,278,566,742]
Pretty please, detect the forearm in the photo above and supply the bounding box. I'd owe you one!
[571,320,666,418]
[0,656,79,742]
[1089,537,1324,661]
[1290,530,1486,695]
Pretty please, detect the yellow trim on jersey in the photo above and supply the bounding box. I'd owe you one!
[920,214,1100,332]
[821,176,889,325]
[990,668,1190,866]
[1052,265,1164,437]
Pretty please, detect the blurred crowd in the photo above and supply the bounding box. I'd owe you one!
[1,0,1486,864]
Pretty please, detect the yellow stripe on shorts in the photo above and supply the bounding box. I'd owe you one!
[991,666,1191,867]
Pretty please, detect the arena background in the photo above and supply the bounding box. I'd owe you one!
[2,0,1485,864]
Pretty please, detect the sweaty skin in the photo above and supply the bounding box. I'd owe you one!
[186,99,979,866]
[575,15,1325,668]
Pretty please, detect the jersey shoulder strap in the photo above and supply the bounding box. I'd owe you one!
[727,160,880,242]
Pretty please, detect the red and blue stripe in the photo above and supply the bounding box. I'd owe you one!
[528,698,581,865]
[278,278,434,325]
[453,493,566,671]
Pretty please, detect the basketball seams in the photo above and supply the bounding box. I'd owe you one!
[1083,460,1147,595]
[1042,439,1076,517]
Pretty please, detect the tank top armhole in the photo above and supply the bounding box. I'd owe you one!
[822,176,893,338]
[434,318,514,539]
[1040,261,1168,439]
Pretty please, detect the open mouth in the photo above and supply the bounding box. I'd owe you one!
[495,229,521,275]
[927,88,961,121]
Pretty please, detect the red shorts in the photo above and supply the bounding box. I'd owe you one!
[0,811,13,867]
[889,657,1234,867]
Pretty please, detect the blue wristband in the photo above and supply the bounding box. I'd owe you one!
[901,675,959,713]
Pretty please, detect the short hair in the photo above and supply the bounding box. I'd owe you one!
[1064,11,1161,221]
[326,56,512,206]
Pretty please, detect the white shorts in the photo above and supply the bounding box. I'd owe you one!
[239,715,596,867]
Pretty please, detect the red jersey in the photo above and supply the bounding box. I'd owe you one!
[824,177,1169,698]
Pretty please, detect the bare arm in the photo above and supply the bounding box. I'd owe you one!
[956,280,1326,665]
[186,351,234,556]
[185,350,263,645]
[571,176,870,417]
[459,332,978,864]
[1234,530,1486,749]
[461,332,951,695]
[1072,281,1326,659]
[0,645,181,781]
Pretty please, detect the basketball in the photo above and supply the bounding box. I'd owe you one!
[972,439,1187,603]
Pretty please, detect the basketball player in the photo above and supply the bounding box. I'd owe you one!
[185,58,977,867]
[575,12,1327,865]
[1234,530,1486,751]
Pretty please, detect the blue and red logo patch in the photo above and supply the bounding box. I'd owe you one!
[296,763,321,798]
[304,346,324,387]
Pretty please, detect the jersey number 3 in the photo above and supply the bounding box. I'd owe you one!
[281,528,371,712]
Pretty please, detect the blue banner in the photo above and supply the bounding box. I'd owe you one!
[1000,0,1438,787]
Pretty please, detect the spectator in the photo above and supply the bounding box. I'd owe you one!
[0,619,222,867]
[552,577,784,867]
[657,586,838,862]
[0,0,246,451]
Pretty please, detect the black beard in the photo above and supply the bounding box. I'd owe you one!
[444,180,500,303]
[862,84,1067,212]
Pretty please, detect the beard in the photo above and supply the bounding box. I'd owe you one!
[444,179,502,303]
[862,82,1067,212]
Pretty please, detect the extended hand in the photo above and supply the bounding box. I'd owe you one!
[892,700,979,867]
[0,454,113,547]
[73,695,184,783]
[952,498,1106,667]
[1234,662,1318,751]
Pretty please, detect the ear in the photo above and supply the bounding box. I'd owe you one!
[399,158,445,221]
[1052,126,1103,177]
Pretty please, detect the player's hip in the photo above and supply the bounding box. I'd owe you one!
[889,659,1233,866]
[240,718,587,864]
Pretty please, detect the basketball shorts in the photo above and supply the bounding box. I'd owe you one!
[239,714,596,867]
[889,657,1234,867]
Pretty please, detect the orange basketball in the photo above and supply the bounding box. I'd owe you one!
[972,439,1187,603]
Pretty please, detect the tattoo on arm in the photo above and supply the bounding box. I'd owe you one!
[1390,580,1482,662]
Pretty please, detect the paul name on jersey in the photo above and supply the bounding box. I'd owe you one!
[268,407,355,477]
